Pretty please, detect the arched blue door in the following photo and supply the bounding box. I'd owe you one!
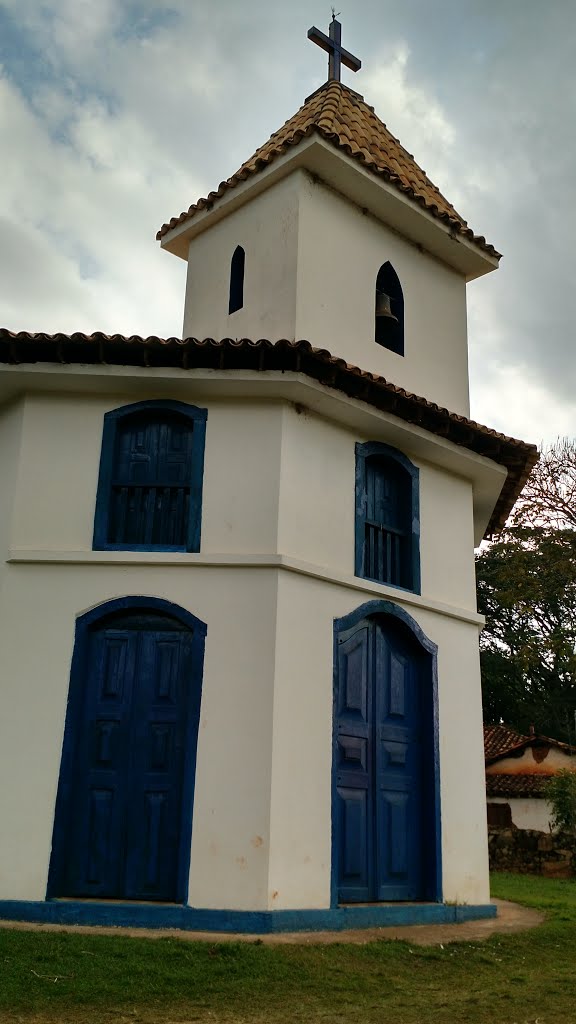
[333,606,438,903]
[48,599,206,903]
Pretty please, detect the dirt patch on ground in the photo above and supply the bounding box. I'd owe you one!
[0,898,544,946]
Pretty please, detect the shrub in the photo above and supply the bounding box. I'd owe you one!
[546,770,576,833]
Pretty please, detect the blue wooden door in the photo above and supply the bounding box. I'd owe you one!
[51,611,199,902]
[335,616,425,902]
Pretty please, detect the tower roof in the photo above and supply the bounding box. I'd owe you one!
[157,80,499,260]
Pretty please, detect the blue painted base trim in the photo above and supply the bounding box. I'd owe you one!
[0,900,496,934]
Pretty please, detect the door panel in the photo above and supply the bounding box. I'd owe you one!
[335,627,372,901]
[385,792,408,875]
[340,788,369,892]
[52,615,197,902]
[66,630,137,897]
[335,615,427,903]
[85,789,114,886]
[124,631,193,900]
[374,624,423,900]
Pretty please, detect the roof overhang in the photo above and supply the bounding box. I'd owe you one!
[0,332,536,540]
[160,135,499,282]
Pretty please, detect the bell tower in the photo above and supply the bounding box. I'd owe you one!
[157,19,500,418]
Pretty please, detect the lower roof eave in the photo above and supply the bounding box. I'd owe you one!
[0,331,538,539]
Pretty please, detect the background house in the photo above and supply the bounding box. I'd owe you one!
[485,724,576,831]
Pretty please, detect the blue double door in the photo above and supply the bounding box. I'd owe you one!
[49,609,202,903]
[334,614,432,902]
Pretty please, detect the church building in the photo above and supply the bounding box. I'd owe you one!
[0,21,537,932]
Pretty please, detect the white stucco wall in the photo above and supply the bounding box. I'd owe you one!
[182,172,301,342]
[0,401,23,563]
[267,571,489,909]
[0,386,489,910]
[0,564,279,908]
[429,611,489,903]
[9,393,478,613]
[182,171,470,416]
[295,175,470,416]
[0,557,489,909]
[276,401,478,611]
[418,461,477,610]
[10,394,284,556]
[488,797,553,833]
[276,402,356,577]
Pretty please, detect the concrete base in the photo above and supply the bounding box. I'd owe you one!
[0,899,497,934]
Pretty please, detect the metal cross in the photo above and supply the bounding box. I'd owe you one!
[307,14,361,83]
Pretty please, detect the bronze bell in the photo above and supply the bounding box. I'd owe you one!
[375,289,399,323]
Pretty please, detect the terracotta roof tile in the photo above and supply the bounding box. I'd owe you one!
[157,81,499,258]
[486,775,549,798]
[484,725,576,764]
[0,330,536,537]
[484,724,528,760]
[530,734,576,754]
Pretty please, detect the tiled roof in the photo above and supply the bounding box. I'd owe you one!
[484,725,528,760]
[157,80,499,259]
[0,330,537,538]
[486,775,549,798]
[484,724,576,765]
[531,733,576,755]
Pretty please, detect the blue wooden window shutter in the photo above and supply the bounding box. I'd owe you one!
[93,400,207,552]
[355,442,420,593]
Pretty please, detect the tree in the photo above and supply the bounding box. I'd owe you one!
[476,526,576,742]
[478,438,576,740]
[511,437,576,530]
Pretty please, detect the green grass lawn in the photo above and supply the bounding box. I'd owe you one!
[1,875,575,1024]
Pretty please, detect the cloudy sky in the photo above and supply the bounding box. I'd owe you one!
[0,0,574,444]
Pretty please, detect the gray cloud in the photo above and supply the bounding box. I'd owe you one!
[0,0,574,440]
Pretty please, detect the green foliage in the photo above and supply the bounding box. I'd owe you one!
[490,871,576,915]
[476,525,576,740]
[546,769,576,833]
[2,875,576,1023]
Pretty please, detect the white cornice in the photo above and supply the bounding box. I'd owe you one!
[6,548,484,628]
[159,137,498,282]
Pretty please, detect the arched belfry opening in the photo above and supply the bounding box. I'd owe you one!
[228,245,245,314]
[375,262,404,355]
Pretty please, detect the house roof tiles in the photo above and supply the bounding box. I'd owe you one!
[0,329,537,538]
[157,80,499,259]
[486,775,550,798]
[484,724,576,765]
[484,725,528,760]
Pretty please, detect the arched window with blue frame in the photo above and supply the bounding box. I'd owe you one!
[93,400,208,552]
[355,441,420,592]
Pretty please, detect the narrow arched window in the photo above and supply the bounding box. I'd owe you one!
[93,400,207,552]
[228,245,245,314]
[355,442,420,592]
[375,262,404,355]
